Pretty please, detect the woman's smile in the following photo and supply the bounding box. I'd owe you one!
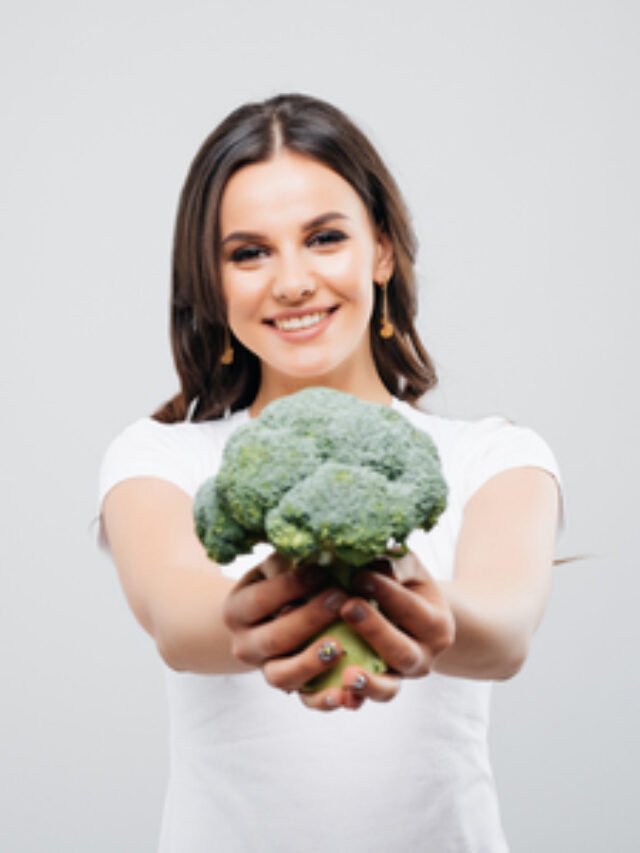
[265,304,339,335]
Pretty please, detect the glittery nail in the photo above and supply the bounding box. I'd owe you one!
[318,640,339,663]
[350,673,367,691]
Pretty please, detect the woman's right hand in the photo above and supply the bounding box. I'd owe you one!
[222,554,352,702]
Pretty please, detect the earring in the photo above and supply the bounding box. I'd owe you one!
[220,327,234,365]
[379,281,394,339]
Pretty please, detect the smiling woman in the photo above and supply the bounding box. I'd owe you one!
[218,151,395,411]
[153,93,437,423]
[98,93,564,853]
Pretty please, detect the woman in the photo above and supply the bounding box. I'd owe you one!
[99,93,563,852]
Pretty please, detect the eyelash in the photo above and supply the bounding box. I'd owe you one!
[230,230,347,263]
[310,229,347,247]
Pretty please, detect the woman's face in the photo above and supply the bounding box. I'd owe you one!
[219,150,394,409]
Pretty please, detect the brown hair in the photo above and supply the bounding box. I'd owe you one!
[153,92,438,423]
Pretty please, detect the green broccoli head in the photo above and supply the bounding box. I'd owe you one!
[193,387,448,573]
[266,463,418,567]
[215,427,321,532]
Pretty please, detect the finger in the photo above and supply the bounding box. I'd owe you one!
[262,635,345,694]
[230,589,348,665]
[231,552,288,591]
[341,666,401,708]
[298,670,401,712]
[352,571,455,654]
[395,550,438,584]
[224,562,327,629]
[298,689,343,712]
[340,597,429,677]
[372,551,443,591]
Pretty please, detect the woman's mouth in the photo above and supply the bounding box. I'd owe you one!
[266,306,339,339]
[274,310,328,331]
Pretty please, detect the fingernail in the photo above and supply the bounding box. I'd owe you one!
[324,591,347,614]
[318,640,339,663]
[324,695,338,708]
[344,603,366,623]
[350,673,367,691]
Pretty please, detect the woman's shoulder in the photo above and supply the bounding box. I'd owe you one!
[107,407,251,450]
[393,397,553,452]
[98,409,250,506]
[392,397,508,448]
[392,397,563,521]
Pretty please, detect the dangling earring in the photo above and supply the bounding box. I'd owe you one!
[220,327,234,365]
[379,281,395,339]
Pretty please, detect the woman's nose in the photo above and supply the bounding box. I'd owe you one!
[271,251,317,304]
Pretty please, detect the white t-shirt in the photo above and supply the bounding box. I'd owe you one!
[98,398,564,853]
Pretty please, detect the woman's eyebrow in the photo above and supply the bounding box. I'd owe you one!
[221,211,349,246]
[301,211,349,231]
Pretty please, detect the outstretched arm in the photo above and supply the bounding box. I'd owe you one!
[434,465,561,678]
[344,465,561,684]
[102,477,247,673]
[102,477,337,674]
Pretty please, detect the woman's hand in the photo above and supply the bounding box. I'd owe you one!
[222,554,354,696]
[223,551,455,713]
[319,553,456,709]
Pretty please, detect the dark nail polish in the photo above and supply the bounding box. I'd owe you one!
[324,591,347,614]
[345,603,366,623]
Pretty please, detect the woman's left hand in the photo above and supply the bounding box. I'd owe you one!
[300,552,455,712]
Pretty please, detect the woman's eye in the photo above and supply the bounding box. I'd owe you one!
[231,245,267,263]
[308,230,347,247]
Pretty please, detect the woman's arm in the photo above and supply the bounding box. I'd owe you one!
[433,465,561,679]
[346,465,561,681]
[102,477,339,674]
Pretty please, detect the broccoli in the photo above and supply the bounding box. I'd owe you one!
[193,387,448,691]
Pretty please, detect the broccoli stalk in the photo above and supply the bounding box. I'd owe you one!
[193,387,448,691]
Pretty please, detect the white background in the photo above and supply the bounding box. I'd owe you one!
[1,1,638,850]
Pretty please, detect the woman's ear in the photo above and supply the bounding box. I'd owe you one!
[374,231,395,283]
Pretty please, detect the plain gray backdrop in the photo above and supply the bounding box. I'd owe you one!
[2,1,638,850]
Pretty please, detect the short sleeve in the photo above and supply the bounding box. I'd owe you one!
[98,418,200,509]
[460,416,565,531]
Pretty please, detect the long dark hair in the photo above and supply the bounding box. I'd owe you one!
[154,93,438,423]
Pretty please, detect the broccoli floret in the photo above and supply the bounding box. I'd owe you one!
[215,427,320,532]
[266,463,412,567]
[193,478,260,563]
[193,387,448,690]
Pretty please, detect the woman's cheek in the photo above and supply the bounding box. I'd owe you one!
[314,250,370,291]
[224,270,270,318]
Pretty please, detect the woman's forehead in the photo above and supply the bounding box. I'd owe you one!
[219,151,368,233]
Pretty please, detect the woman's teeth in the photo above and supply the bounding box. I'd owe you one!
[274,311,328,331]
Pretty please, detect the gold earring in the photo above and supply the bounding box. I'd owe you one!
[220,327,234,365]
[379,282,394,339]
